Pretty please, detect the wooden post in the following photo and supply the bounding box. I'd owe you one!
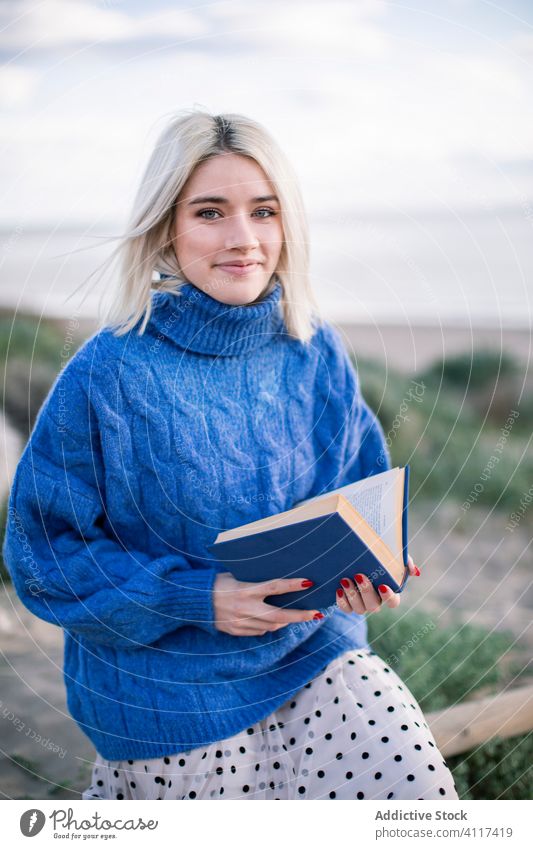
[426,684,533,757]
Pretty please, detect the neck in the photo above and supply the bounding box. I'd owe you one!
[148,276,286,356]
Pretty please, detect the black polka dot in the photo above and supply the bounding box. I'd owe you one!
[216,750,223,758]
[239,746,246,754]
[407,774,415,781]
[306,747,313,755]
[243,785,249,793]
[163,757,170,764]
[116,793,124,799]
[154,776,165,785]
[362,752,369,759]
[368,719,376,726]
[348,659,355,665]
[401,724,408,731]
[381,736,389,743]
[219,788,224,796]
[128,760,134,765]
[289,737,296,746]
[346,771,353,779]
[255,764,260,771]
[97,780,103,787]
[394,755,402,762]
[383,667,390,673]
[428,741,435,747]
[216,766,223,776]
[129,780,136,788]
[315,710,322,717]
[387,706,395,712]
[329,791,336,798]
[290,701,297,708]
[374,772,382,779]
[333,696,340,704]
[374,690,381,696]
[342,714,347,722]
[336,753,343,760]
[326,677,333,684]
[414,744,422,751]
[188,790,196,798]
[304,717,311,725]
[387,792,394,799]
[428,764,435,771]
[298,786,306,794]
[317,770,325,778]
[230,765,236,774]
[439,788,446,795]
[113,770,119,778]
[325,732,332,740]
[357,791,364,799]
[361,675,368,680]
[247,728,254,735]
[273,762,280,769]
[179,758,186,766]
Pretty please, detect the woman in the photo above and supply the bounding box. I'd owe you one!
[3,110,458,801]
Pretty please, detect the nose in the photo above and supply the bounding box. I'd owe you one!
[224,211,260,251]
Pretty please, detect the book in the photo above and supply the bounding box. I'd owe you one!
[208,465,410,611]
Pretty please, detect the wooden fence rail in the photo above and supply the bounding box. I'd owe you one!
[426,683,533,757]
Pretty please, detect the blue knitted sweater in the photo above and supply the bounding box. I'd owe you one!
[3,277,391,760]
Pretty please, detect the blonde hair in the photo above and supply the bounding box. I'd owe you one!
[100,109,323,344]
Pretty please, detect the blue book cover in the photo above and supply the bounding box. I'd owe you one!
[208,466,410,612]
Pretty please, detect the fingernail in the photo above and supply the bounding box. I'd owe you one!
[354,574,365,585]
[340,578,350,588]
[313,612,324,620]
[301,579,314,588]
[378,584,388,593]
[414,566,421,576]
[336,588,344,598]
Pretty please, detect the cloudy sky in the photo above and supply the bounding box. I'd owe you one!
[1,0,532,229]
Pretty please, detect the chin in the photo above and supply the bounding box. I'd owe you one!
[207,276,269,306]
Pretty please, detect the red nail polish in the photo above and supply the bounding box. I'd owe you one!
[313,612,324,620]
[340,578,350,588]
[336,588,344,598]
[301,579,314,588]
[414,566,421,576]
[378,584,388,593]
[354,574,365,585]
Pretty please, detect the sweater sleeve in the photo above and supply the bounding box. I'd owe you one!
[2,366,219,648]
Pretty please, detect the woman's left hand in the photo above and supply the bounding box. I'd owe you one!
[336,555,421,614]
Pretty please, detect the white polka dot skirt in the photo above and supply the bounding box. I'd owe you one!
[82,648,459,800]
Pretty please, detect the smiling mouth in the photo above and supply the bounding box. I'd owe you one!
[215,262,261,275]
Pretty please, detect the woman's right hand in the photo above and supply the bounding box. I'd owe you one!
[213,572,323,636]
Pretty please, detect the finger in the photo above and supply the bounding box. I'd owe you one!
[338,578,365,614]
[377,584,401,609]
[353,573,382,612]
[256,603,321,625]
[407,555,421,576]
[247,577,316,597]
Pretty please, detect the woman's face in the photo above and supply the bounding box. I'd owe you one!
[172,153,284,305]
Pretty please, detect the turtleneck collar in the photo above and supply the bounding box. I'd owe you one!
[147,277,286,356]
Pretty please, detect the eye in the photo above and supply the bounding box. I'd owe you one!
[197,209,221,220]
[253,208,278,218]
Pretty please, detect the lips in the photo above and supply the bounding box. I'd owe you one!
[215,262,261,276]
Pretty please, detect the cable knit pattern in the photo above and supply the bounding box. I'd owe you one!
[2,278,391,760]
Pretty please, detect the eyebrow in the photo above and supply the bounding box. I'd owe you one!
[187,194,280,206]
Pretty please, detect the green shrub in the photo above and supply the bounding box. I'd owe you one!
[448,733,533,800]
[419,349,518,392]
